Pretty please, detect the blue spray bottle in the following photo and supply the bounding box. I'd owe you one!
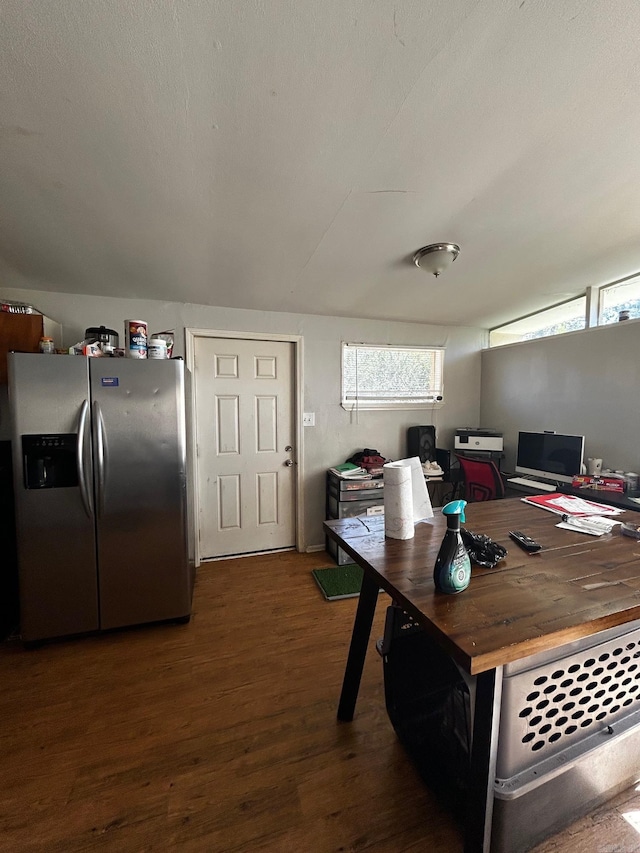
[433,500,471,594]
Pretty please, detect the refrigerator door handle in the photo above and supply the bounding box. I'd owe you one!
[94,401,106,518]
[76,399,94,518]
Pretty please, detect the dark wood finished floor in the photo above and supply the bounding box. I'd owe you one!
[1,550,640,852]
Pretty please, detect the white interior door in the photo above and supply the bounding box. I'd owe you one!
[194,336,296,559]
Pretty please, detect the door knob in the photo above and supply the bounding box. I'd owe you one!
[284,459,294,467]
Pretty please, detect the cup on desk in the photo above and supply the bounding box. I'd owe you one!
[587,458,603,476]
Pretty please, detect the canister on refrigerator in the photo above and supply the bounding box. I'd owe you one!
[124,320,147,358]
[148,338,168,359]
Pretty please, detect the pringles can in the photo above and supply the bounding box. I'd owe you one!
[124,320,148,358]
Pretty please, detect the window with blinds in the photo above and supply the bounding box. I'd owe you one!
[341,343,445,411]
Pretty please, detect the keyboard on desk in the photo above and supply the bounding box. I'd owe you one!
[507,477,557,492]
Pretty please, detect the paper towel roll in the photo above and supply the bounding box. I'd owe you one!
[384,457,434,540]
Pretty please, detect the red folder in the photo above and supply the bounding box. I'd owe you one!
[521,493,622,516]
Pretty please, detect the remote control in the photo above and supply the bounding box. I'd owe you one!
[509,530,542,553]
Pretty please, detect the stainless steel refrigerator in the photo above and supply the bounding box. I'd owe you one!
[8,353,194,642]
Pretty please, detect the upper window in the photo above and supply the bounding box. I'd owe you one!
[489,273,640,347]
[599,277,640,324]
[341,343,444,411]
[489,297,586,347]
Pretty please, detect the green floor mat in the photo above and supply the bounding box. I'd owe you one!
[312,564,364,601]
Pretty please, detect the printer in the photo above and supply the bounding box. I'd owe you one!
[454,428,504,453]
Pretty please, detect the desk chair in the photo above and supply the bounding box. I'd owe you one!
[455,454,505,502]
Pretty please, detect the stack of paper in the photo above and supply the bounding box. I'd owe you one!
[329,465,371,479]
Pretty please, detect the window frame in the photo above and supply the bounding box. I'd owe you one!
[341,342,445,412]
[488,296,586,347]
[598,275,640,325]
[489,271,640,348]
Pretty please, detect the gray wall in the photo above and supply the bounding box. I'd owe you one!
[1,287,485,550]
[480,319,640,475]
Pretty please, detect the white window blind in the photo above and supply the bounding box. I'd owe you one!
[341,343,445,411]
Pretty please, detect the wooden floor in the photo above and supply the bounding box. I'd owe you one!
[2,550,640,852]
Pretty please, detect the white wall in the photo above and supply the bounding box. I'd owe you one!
[480,319,640,475]
[1,287,486,550]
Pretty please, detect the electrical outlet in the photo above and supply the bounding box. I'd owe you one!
[303,412,315,427]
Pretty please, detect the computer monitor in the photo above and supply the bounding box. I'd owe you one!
[515,431,585,484]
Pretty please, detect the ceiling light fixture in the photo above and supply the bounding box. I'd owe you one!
[413,242,460,277]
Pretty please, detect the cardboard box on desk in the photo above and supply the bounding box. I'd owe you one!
[572,475,625,493]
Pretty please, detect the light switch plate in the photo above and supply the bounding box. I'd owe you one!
[303,412,315,427]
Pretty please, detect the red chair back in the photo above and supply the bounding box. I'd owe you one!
[455,455,505,502]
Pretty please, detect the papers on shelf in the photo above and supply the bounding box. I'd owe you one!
[329,466,372,479]
[521,493,624,516]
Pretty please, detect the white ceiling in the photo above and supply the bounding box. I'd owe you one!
[2,0,640,329]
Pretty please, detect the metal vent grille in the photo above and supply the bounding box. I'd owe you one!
[497,626,640,778]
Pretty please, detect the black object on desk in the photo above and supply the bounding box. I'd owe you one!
[508,530,542,552]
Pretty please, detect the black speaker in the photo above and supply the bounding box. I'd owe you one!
[407,425,436,464]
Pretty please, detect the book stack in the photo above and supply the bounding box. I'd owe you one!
[329,463,372,480]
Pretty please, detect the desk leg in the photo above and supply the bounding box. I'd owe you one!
[464,666,503,853]
[337,573,379,722]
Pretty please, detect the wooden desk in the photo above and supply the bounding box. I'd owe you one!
[324,499,640,853]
